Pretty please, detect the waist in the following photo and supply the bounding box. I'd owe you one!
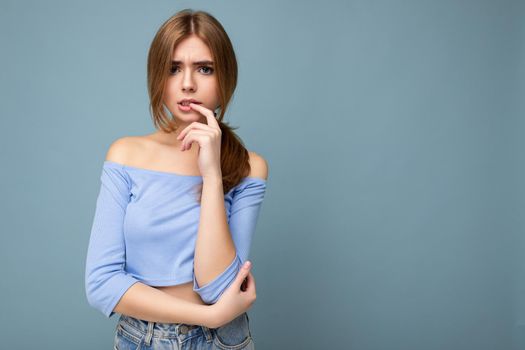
[117,313,210,341]
[154,281,206,306]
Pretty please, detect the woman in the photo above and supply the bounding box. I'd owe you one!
[84,8,268,349]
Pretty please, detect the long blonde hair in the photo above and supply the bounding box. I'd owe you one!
[147,9,251,199]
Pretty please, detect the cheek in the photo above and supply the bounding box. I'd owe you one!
[164,82,177,104]
[210,83,220,102]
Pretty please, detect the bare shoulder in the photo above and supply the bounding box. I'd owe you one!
[105,136,145,164]
[248,151,269,181]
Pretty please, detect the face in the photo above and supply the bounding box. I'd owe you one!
[164,34,220,128]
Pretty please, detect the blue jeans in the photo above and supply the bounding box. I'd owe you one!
[113,312,254,350]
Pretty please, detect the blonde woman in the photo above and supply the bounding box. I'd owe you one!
[85,9,268,350]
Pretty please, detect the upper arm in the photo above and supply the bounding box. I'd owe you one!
[85,155,139,317]
[248,151,269,181]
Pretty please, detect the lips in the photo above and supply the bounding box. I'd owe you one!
[178,99,202,106]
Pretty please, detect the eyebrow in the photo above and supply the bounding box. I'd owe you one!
[171,60,214,66]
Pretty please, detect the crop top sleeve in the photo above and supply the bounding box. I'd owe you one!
[84,163,140,318]
[192,177,267,304]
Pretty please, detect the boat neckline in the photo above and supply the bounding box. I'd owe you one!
[103,160,267,183]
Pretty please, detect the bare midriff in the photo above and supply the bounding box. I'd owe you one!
[154,282,207,306]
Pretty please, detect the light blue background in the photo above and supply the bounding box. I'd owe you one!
[0,0,523,349]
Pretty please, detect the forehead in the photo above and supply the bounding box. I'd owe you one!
[172,35,212,60]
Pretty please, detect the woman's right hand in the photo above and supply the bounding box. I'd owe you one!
[208,261,257,328]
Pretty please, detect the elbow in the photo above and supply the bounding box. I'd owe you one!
[84,268,98,308]
[85,271,113,318]
[192,254,242,304]
[85,268,139,318]
[85,273,107,317]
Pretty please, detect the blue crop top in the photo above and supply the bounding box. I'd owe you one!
[84,160,267,318]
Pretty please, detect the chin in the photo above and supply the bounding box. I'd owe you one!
[174,113,205,123]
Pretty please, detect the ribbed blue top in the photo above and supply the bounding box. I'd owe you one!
[84,160,267,318]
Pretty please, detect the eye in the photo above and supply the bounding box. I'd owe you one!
[199,66,214,75]
[169,65,214,75]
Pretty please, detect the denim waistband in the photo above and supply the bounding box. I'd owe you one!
[117,314,213,346]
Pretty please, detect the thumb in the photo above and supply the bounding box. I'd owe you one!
[234,260,251,286]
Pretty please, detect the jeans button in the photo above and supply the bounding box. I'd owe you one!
[179,325,188,334]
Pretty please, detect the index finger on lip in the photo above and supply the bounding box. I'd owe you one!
[190,103,219,128]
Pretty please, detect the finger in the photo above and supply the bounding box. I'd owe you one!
[180,128,215,150]
[240,270,255,295]
[181,131,210,151]
[189,103,220,130]
[233,261,252,288]
[177,121,215,141]
[246,270,256,293]
[181,131,211,151]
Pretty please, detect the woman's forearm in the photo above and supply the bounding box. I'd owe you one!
[193,176,237,286]
[113,282,217,326]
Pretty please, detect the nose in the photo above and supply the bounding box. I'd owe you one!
[182,70,195,92]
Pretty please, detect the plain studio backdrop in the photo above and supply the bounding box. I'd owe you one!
[0,0,523,349]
